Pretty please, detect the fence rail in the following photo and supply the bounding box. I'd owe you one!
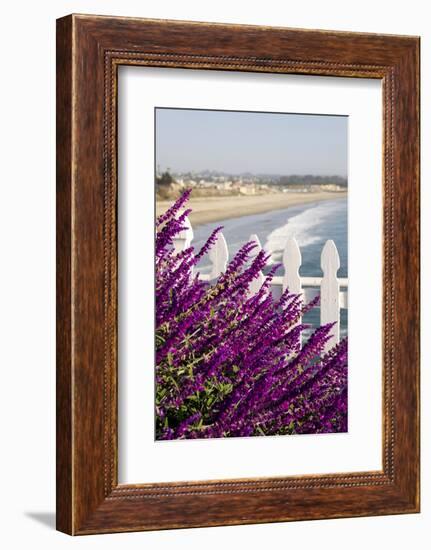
[173,216,348,348]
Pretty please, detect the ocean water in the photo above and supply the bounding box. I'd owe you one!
[191,198,348,337]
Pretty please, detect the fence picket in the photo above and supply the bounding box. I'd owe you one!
[208,232,229,279]
[282,237,303,346]
[172,214,193,253]
[247,234,265,296]
[282,237,302,296]
[320,239,340,350]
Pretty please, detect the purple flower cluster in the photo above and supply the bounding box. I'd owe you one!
[155,191,348,440]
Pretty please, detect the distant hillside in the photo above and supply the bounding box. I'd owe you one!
[277,175,347,187]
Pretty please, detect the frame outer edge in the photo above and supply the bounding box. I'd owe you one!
[56,14,421,534]
[393,38,420,511]
[56,14,74,535]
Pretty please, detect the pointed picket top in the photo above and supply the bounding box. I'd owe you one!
[282,237,302,348]
[180,214,194,248]
[248,233,262,256]
[320,239,340,350]
[172,213,193,253]
[208,231,229,279]
[282,237,302,295]
[321,239,340,275]
[247,234,265,296]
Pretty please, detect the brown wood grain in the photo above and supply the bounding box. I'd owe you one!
[56,15,73,535]
[56,14,420,535]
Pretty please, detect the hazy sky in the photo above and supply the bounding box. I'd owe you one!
[155,108,348,176]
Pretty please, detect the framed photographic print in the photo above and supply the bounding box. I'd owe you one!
[56,14,420,534]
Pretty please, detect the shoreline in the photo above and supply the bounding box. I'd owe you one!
[156,191,347,226]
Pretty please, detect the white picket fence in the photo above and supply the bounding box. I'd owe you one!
[173,216,348,348]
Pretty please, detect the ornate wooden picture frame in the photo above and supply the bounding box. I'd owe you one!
[56,14,420,535]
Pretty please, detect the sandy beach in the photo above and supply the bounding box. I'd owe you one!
[156,191,347,226]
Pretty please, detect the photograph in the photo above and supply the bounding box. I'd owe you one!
[155,107,349,441]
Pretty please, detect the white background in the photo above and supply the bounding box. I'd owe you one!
[0,1,428,548]
[118,67,382,483]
